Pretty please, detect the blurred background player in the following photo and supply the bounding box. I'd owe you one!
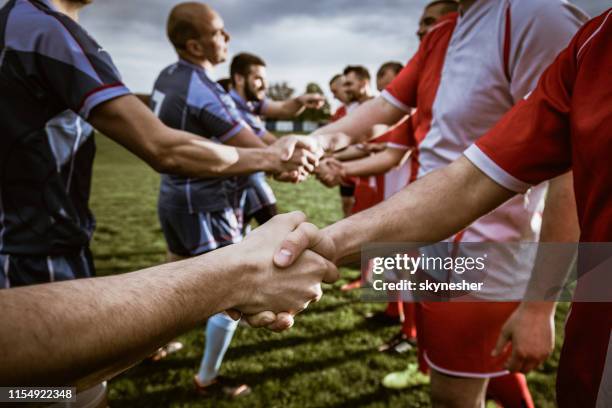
[228,52,324,230]
[151,3,278,398]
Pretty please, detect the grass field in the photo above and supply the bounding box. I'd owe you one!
[91,135,566,407]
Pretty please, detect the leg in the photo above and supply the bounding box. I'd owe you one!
[196,313,239,383]
[252,203,278,225]
[487,373,534,408]
[430,369,488,408]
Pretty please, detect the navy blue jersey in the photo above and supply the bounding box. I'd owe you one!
[151,60,248,213]
[229,89,267,137]
[0,0,130,256]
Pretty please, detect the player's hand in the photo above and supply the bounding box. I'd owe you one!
[267,136,322,176]
[231,212,338,317]
[274,167,310,184]
[315,158,345,187]
[491,302,556,373]
[297,93,325,110]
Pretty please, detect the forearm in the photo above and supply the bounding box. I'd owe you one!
[324,157,515,265]
[333,145,370,161]
[154,132,279,175]
[0,247,239,388]
[279,97,306,118]
[262,132,278,145]
[311,97,405,152]
[523,172,579,304]
[89,95,279,176]
[343,149,407,177]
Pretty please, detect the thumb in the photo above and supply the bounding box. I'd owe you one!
[274,222,335,268]
[280,138,297,161]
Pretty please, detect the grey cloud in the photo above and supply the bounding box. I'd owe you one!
[78,0,609,94]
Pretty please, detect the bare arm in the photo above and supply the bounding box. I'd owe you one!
[324,156,515,265]
[224,126,267,148]
[310,97,406,152]
[88,95,292,177]
[333,145,371,162]
[0,212,338,388]
[263,93,324,119]
[261,131,278,145]
[342,147,410,177]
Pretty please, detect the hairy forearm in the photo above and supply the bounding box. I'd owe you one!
[89,95,279,177]
[523,172,579,304]
[312,97,405,152]
[324,157,515,264]
[0,248,238,388]
[343,148,407,177]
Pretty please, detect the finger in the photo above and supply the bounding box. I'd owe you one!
[300,153,315,173]
[302,149,320,168]
[321,257,339,284]
[279,137,297,161]
[505,349,524,372]
[274,223,336,268]
[520,358,540,374]
[491,329,511,357]
[266,312,294,332]
[274,222,320,267]
[244,311,277,328]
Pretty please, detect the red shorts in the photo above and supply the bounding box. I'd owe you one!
[420,301,519,377]
[556,302,612,408]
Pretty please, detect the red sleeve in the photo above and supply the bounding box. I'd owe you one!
[464,14,604,192]
[331,105,347,122]
[381,46,424,113]
[377,116,414,148]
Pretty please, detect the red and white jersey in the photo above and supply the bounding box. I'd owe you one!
[383,0,587,297]
[330,105,347,122]
[351,118,414,214]
[464,10,612,407]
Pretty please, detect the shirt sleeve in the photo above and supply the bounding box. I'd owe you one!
[378,116,414,149]
[464,23,583,193]
[505,0,588,103]
[196,88,246,143]
[30,14,131,118]
[381,45,424,113]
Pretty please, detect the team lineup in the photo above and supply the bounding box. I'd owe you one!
[0,0,610,407]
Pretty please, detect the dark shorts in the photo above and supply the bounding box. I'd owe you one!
[0,248,95,288]
[244,172,277,216]
[158,206,244,256]
[340,184,355,197]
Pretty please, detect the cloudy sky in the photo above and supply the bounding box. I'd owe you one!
[78,0,608,101]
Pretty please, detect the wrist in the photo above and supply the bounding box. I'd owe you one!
[519,301,556,316]
[259,146,282,173]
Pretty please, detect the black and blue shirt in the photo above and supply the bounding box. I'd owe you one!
[0,0,130,257]
[151,59,248,213]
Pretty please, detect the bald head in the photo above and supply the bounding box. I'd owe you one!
[166,2,230,66]
[167,2,215,50]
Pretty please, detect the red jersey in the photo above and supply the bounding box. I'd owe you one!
[463,10,612,408]
[331,105,347,122]
[351,118,415,214]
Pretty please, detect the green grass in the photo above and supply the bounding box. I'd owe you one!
[90,136,564,407]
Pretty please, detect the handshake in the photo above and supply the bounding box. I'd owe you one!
[217,211,339,332]
[266,135,325,183]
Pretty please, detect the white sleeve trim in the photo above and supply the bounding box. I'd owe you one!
[387,142,410,150]
[463,145,531,193]
[381,90,412,113]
